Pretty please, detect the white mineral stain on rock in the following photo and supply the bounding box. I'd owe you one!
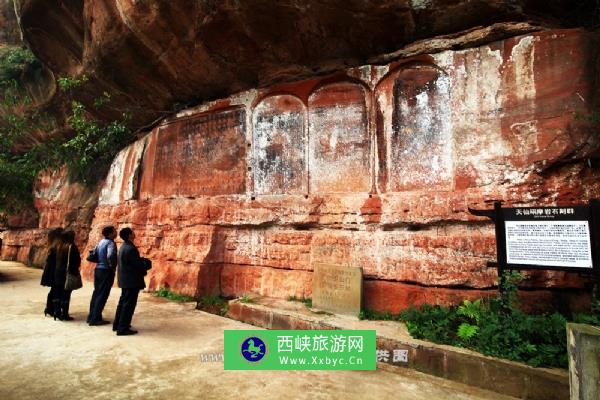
[410,0,432,10]
[99,149,128,206]
[431,51,454,71]
[308,97,370,193]
[34,168,68,201]
[446,43,521,187]
[372,65,390,87]
[252,95,306,195]
[99,137,147,205]
[379,64,453,191]
[509,35,536,102]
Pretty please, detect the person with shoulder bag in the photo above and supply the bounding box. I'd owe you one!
[53,229,82,321]
[40,227,63,317]
[87,226,118,326]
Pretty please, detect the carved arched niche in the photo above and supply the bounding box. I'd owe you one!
[308,82,371,193]
[144,107,247,197]
[252,95,307,195]
[375,63,453,192]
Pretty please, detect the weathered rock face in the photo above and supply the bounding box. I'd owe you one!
[0,168,99,266]
[14,0,595,133]
[0,1,58,149]
[72,29,599,313]
[0,0,20,46]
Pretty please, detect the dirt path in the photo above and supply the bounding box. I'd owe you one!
[0,261,515,400]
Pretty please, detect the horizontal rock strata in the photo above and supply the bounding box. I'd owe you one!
[2,28,599,313]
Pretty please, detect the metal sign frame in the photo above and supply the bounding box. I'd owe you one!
[469,200,600,276]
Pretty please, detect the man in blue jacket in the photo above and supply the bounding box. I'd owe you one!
[87,226,117,326]
[113,227,151,336]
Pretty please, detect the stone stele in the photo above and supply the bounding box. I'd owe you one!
[312,263,362,316]
[567,323,600,400]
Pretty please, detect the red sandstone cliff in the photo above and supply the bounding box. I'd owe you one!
[0,0,20,45]
[83,29,599,313]
[13,0,600,134]
[1,1,599,313]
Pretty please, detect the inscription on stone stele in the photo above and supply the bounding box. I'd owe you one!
[312,263,362,317]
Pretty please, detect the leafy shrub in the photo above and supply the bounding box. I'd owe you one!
[0,47,39,83]
[1,48,53,220]
[396,300,577,368]
[61,100,131,183]
[401,304,460,345]
[154,287,195,302]
[197,295,227,307]
[457,299,482,322]
[197,295,229,316]
[365,271,600,369]
[457,323,479,342]
[1,47,134,220]
[359,309,396,321]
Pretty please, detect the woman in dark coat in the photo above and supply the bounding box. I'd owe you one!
[40,228,63,317]
[53,229,81,321]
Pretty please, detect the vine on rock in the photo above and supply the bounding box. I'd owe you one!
[0,47,133,223]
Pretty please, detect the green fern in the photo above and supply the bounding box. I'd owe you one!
[457,323,479,341]
[457,299,482,323]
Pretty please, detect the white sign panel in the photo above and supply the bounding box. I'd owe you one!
[505,220,593,269]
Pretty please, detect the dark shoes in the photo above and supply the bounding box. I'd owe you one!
[55,301,72,321]
[116,329,138,336]
[53,314,73,321]
[52,311,73,321]
[52,300,62,320]
[113,324,131,332]
[89,320,110,326]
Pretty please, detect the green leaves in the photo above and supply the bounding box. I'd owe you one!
[0,48,52,220]
[0,47,38,83]
[1,46,133,220]
[398,300,581,369]
[57,74,89,92]
[457,323,479,341]
[154,287,195,302]
[457,299,482,323]
[364,275,599,369]
[61,100,131,183]
[93,91,111,108]
[394,277,595,369]
[499,270,524,311]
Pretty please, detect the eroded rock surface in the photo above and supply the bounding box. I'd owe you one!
[0,0,20,45]
[2,1,599,313]
[0,168,99,266]
[66,29,600,313]
[14,0,595,132]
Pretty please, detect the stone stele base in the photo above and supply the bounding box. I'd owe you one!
[567,323,600,400]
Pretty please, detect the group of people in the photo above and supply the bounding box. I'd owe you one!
[40,226,151,336]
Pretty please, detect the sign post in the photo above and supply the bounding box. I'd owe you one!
[469,200,599,293]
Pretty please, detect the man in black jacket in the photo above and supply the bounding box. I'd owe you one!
[113,228,151,336]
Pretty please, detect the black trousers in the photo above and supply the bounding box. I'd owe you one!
[45,287,57,314]
[87,268,115,323]
[52,286,72,316]
[113,288,140,333]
